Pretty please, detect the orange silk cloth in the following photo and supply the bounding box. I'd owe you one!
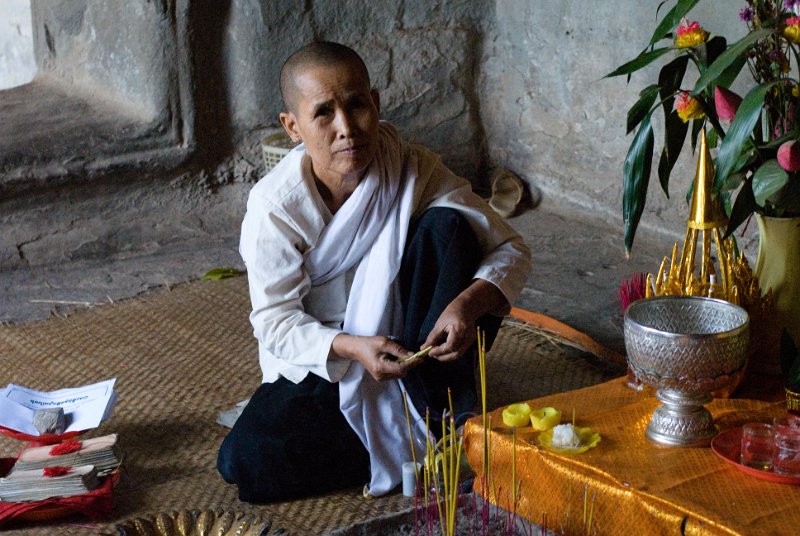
[464,378,799,535]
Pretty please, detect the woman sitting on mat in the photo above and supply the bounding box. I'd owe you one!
[216,40,531,503]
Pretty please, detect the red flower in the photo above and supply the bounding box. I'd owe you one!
[714,87,742,123]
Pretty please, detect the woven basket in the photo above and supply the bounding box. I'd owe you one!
[260,132,297,173]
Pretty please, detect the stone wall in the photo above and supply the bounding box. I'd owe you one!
[0,0,35,90]
[481,0,747,251]
[0,0,755,270]
[221,0,492,179]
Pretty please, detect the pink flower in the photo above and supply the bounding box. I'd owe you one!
[777,140,800,171]
[714,87,742,123]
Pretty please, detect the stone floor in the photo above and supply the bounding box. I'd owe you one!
[0,199,675,357]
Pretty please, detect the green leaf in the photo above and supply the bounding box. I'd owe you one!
[648,0,702,47]
[720,171,747,192]
[627,85,661,134]
[202,268,242,281]
[707,127,718,149]
[724,178,757,238]
[623,113,656,254]
[715,55,747,89]
[715,82,779,190]
[656,55,690,197]
[732,148,759,176]
[658,114,688,198]
[752,159,790,206]
[693,29,775,95]
[606,47,674,78]
[691,118,704,151]
[761,130,798,149]
[703,35,727,66]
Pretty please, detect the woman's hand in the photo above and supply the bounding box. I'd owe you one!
[423,279,509,362]
[332,334,420,381]
[423,301,476,362]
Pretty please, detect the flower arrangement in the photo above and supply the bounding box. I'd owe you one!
[610,0,800,254]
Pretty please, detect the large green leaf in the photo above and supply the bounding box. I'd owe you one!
[715,55,747,89]
[724,178,757,238]
[628,85,661,134]
[656,56,690,197]
[752,159,790,206]
[623,113,656,254]
[648,0,702,47]
[693,29,774,94]
[694,36,727,71]
[606,47,674,78]
[714,82,778,190]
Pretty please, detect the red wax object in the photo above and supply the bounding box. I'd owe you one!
[0,425,85,447]
[43,466,72,477]
[49,439,82,456]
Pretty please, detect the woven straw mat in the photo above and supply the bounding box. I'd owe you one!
[0,276,623,535]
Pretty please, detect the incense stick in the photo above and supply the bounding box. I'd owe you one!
[400,345,433,363]
[402,390,419,484]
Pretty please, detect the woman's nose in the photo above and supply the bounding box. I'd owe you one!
[334,110,355,137]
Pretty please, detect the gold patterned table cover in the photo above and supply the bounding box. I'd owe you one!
[464,377,798,535]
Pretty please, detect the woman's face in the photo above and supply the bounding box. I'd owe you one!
[280,62,380,188]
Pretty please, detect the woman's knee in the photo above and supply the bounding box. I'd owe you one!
[414,207,474,242]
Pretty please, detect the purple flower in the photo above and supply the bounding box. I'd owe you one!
[740,6,754,21]
[785,0,800,11]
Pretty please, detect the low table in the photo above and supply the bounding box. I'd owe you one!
[464,377,797,535]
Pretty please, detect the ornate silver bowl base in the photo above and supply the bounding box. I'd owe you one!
[624,296,749,447]
[646,389,716,447]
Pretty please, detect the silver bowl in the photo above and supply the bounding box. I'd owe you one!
[624,296,749,447]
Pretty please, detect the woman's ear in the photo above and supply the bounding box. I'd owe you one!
[371,89,380,115]
[279,112,302,142]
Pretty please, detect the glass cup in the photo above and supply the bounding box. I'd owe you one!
[740,423,775,471]
[773,417,800,476]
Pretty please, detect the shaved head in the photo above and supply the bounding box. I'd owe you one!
[280,41,370,114]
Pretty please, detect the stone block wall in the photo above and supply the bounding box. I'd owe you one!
[0,0,755,270]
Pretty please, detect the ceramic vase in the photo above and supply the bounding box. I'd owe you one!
[752,215,800,374]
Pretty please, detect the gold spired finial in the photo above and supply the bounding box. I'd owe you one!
[688,128,727,230]
[645,127,771,315]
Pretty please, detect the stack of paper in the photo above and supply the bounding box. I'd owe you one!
[0,465,100,502]
[0,379,117,436]
[13,434,121,476]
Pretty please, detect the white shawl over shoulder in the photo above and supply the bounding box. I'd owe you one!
[306,124,430,496]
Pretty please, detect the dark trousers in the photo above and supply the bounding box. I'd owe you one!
[217,208,501,502]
